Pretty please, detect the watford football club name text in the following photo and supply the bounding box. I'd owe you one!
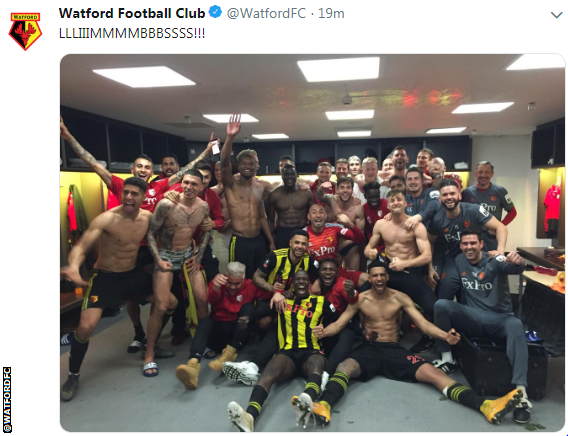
[59,8,206,19]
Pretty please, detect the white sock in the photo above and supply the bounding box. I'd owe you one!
[441,351,454,364]
[249,362,259,372]
[442,386,449,397]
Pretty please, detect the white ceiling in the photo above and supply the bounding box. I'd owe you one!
[60,54,565,143]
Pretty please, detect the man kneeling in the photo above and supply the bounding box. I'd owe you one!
[176,262,272,389]
[311,261,523,427]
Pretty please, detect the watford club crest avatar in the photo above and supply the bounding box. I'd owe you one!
[9,13,42,51]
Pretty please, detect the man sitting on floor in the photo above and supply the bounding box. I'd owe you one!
[433,229,530,423]
[227,270,339,432]
[175,262,272,390]
[310,261,523,427]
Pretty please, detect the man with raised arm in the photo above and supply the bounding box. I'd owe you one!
[266,165,314,249]
[364,189,436,352]
[60,117,214,354]
[221,114,275,279]
[309,262,522,427]
[60,177,177,400]
[145,171,212,376]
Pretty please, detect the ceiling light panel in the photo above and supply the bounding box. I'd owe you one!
[337,130,372,137]
[426,127,467,134]
[252,134,289,139]
[507,54,565,70]
[93,66,195,88]
[326,110,374,120]
[298,57,380,82]
[203,114,259,123]
[452,103,514,114]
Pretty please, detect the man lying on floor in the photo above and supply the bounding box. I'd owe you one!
[308,261,523,427]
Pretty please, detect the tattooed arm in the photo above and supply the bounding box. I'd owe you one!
[60,116,112,187]
[146,199,175,272]
[167,139,214,186]
[193,203,212,269]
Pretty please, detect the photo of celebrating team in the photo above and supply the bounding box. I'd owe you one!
[59,54,565,432]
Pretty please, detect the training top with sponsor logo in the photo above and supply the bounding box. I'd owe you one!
[427,202,493,258]
[278,295,338,350]
[455,252,524,314]
[258,248,319,292]
[461,183,514,222]
[405,188,441,225]
[303,223,366,262]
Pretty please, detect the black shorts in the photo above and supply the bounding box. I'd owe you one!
[276,348,325,375]
[339,242,359,256]
[349,342,427,382]
[136,245,154,267]
[83,267,153,310]
[229,233,267,279]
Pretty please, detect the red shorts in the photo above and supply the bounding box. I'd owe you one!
[338,267,363,287]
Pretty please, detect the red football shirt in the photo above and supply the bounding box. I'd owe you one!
[303,223,365,262]
[322,276,359,313]
[109,175,170,213]
[363,201,390,240]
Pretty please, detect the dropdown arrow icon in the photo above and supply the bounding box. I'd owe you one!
[551,12,563,18]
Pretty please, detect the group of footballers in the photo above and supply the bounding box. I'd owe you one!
[60,112,533,430]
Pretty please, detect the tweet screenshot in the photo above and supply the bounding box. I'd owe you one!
[2,1,566,434]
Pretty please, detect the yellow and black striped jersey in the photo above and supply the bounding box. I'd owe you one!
[258,248,319,292]
[277,295,338,350]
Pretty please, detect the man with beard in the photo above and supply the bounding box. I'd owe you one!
[426,179,507,300]
[461,161,517,252]
[392,146,410,178]
[316,177,365,270]
[389,174,406,193]
[221,114,275,279]
[267,165,314,249]
[334,158,349,178]
[364,189,437,353]
[60,117,214,354]
[151,153,179,182]
[60,178,177,400]
[433,230,531,424]
[304,204,368,289]
[310,262,522,427]
[222,230,320,386]
[227,270,339,432]
[429,157,463,191]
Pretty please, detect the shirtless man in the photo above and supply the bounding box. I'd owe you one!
[145,171,212,376]
[221,114,275,279]
[316,177,365,270]
[364,189,436,352]
[267,164,314,249]
[309,262,522,427]
[60,177,177,400]
[392,146,410,178]
[212,161,232,274]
